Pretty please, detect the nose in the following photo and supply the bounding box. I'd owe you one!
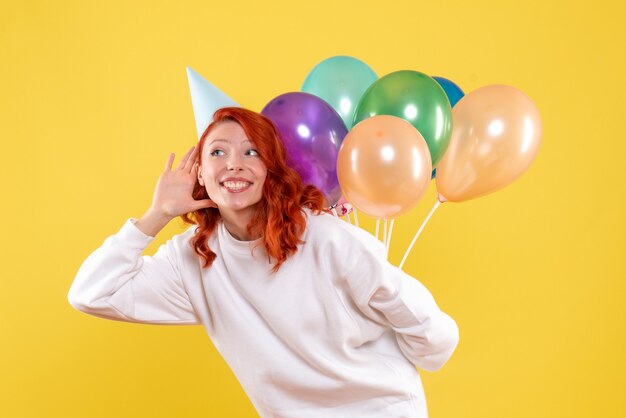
[226,153,243,171]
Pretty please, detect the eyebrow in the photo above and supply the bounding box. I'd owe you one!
[208,138,254,145]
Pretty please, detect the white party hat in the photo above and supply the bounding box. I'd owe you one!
[186,66,239,139]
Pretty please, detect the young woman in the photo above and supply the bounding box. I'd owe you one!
[68,107,459,417]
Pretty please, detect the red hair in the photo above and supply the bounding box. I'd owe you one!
[181,107,326,272]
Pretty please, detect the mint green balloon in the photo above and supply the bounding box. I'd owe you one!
[353,70,452,166]
[302,56,377,129]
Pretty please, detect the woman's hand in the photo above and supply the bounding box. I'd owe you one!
[151,146,216,218]
[135,147,216,237]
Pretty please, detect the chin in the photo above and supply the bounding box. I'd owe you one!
[219,200,262,213]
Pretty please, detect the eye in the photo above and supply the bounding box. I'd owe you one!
[210,149,225,157]
[246,149,259,156]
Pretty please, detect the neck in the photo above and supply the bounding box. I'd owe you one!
[219,207,261,241]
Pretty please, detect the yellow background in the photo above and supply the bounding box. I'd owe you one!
[1,0,624,417]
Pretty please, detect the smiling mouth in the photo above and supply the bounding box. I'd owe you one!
[221,181,252,192]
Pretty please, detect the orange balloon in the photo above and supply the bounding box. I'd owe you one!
[436,85,542,202]
[337,115,432,218]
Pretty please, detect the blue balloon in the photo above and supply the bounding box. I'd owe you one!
[431,77,463,179]
[432,76,464,108]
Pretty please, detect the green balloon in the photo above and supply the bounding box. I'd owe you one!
[353,70,453,166]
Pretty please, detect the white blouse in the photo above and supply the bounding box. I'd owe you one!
[68,210,459,417]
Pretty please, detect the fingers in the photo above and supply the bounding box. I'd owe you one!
[185,147,199,172]
[165,153,175,171]
[177,146,196,171]
[193,198,218,211]
[165,146,200,175]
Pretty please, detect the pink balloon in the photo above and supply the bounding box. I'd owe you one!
[436,85,542,202]
[337,115,432,218]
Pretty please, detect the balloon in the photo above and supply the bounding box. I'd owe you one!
[337,115,432,218]
[433,76,465,107]
[302,56,377,129]
[436,85,542,202]
[261,92,348,204]
[186,67,239,139]
[353,70,452,166]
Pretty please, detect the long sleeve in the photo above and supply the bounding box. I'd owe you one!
[342,237,459,372]
[68,219,200,325]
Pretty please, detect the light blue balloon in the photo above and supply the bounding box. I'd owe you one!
[302,56,377,129]
[432,76,465,108]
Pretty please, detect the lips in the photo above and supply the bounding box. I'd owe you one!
[220,177,253,192]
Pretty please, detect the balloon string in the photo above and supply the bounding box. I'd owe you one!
[353,209,359,228]
[399,200,442,270]
[375,218,381,241]
[383,219,388,245]
[385,219,395,260]
[344,213,351,224]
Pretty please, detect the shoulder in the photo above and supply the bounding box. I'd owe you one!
[162,223,201,261]
[303,210,386,263]
[170,223,199,244]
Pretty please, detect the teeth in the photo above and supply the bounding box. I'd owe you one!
[223,181,250,189]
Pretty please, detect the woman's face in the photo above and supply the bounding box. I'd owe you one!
[198,121,267,218]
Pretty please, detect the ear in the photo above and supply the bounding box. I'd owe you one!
[197,165,205,186]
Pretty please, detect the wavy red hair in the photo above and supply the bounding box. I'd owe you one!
[181,107,326,272]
